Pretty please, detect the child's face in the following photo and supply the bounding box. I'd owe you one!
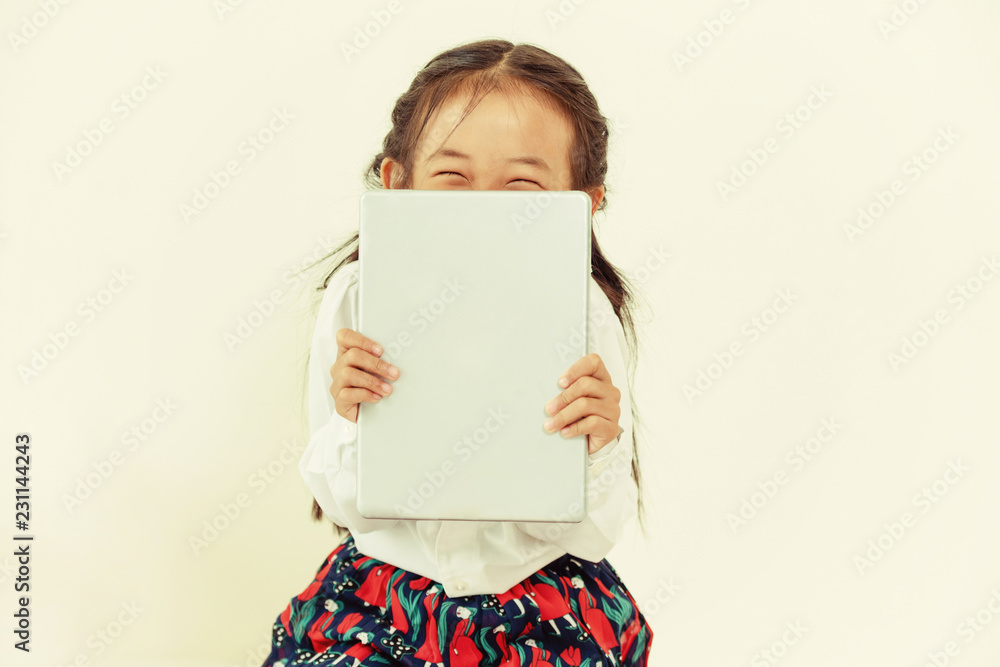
[380,88,603,214]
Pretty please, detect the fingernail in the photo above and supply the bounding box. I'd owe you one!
[373,343,383,355]
[388,366,399,378]
[381,382,392,393]
[543,419,554,431]
[558,377,569,388]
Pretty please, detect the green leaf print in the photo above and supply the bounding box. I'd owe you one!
[477,625,499,663]
[291,596,319,643]
[599,594,631,628]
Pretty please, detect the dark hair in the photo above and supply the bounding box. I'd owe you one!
[298,38,649,540]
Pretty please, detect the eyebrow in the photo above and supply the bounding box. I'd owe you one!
[426,148,552,173]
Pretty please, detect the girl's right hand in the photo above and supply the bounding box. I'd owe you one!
[331,328,400,423]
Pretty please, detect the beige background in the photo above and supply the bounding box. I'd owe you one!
[2,0,999,665]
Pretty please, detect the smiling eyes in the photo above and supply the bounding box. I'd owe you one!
[436,171,541,187]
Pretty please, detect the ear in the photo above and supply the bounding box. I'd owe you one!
[587,185,605,216]
[380,157,403,189]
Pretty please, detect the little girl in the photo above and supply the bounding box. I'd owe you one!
[261,39,653,666]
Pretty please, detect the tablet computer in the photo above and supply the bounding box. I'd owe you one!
[356,189,591,522]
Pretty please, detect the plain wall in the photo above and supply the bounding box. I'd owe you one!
[2,1,998,665]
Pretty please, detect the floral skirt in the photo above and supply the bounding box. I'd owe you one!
[261,533,653,666]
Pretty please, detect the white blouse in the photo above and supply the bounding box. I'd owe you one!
[298,259,637,597]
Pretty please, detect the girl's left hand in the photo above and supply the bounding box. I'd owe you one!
[543,353,621,455]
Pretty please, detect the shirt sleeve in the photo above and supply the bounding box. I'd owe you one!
[298,260,401,535]
[512,279,638,563]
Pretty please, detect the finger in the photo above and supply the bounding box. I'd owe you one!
[545,375,616,417]
[342,346,400,382]
[556,353,610,389]
[336,327,386,360]
[554,413,617,444]
[559,415,618,455]
[543,396,618,434]
[337,366,394,398]
[333,387,382,416]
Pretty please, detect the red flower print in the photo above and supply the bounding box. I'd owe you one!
[559,646,581,665]
[297,559,333,601]
[356,565,394,608]
[337,612,363,635]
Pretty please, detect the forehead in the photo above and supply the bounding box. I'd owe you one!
[415,84,575,170]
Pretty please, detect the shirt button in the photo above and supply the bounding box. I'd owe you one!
[454,580,468,593]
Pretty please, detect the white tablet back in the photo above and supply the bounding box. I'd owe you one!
[356,190,591,522]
